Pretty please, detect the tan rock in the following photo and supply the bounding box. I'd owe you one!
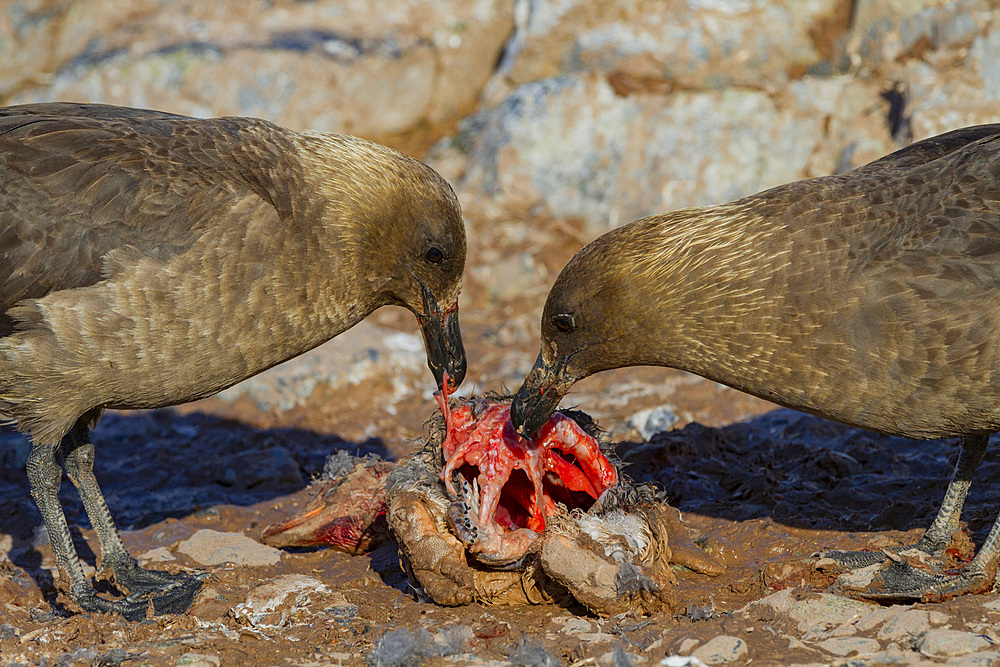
[1,0,514,138]
[487,0,853,101]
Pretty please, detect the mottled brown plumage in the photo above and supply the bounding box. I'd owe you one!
[0,103,467,618]
[512,125,1000,602]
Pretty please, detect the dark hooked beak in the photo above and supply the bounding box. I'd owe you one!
[416,283,466,392]
[510,352,576,440]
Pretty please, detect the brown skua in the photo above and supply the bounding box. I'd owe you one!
[511,125,1000,602]
[0,103,467,618]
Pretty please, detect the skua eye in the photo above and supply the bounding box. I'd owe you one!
[424,247,445,264]
[552,313,575,333]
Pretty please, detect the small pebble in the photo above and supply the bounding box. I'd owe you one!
[691,636,747,665]
[660,657,708,667]
[175,654,221,667]
[960,651,1000,666]
[876,609,931,641]
[558,617,593,636]
[140,546,175,563]
[917,629,992,657]
[679,638,700,654]
[816,637,880,657]
[851,606,904,632]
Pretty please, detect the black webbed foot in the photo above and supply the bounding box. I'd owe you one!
[830,551,994,604]
[71,571,208,620]
[107,555,207,597]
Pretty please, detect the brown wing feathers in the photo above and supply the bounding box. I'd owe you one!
[0,107,288,324]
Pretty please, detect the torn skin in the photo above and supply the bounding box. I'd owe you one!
[434,376,618,565]
[260,458,392,555]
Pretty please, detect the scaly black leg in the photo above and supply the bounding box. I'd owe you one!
[59,418,205,614]
[819,434,988,568]
[27,433,151,620]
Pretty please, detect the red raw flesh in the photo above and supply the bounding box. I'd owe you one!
[435,384,617,545]
[312,516,370,552]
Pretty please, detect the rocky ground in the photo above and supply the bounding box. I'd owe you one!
[6,391,1000,665]
[4,0,1000,665]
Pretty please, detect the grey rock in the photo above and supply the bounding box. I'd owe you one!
[492,0,849,93]
[876,609,932,642]
[926,609,950,625]
[816,637,880,657]
[959,652,1000,667]
[2,0,514,137]
[139,546,175,563]
[827,642,916,666]
[847,0,1000,139]
[691,636,748,665]
[175,529,282,567]
[451,72,893,233]
[627,405,679,440]
[818,623,858,639]
[557,617,594,636]
[175,654,221,667]
[748,588,877,633]
[851,605,908,632]
[849,0,987,69]
[917,629,993,657]
[679,638,700,654]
